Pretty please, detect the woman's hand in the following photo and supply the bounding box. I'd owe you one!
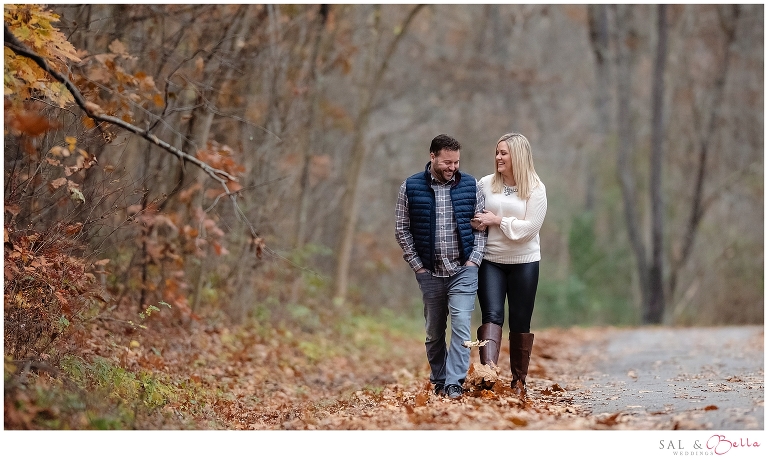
[472,210,500,230]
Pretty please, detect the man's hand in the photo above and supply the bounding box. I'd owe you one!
[416,268,427,274]
[465,261,478,267]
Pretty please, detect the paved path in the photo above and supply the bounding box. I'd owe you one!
[566,326,764,429]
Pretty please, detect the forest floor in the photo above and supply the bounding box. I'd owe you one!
[5,312,763,432]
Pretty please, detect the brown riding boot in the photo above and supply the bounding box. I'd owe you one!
[509,332,534,398]
[477,323,502,366]
[476,323,502,389]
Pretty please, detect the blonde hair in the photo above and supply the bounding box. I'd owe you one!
[490,132,541,200]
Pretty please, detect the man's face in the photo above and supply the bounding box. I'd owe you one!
[430,148,460,183]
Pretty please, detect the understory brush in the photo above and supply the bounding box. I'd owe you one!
[4,301,425,429]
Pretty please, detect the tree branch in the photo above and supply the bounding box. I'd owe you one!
[368,4,425,105]
[4,23,236,190]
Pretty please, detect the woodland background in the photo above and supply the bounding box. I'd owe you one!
[2,3,764,432]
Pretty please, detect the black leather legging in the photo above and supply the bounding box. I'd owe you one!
[477,260,540,333]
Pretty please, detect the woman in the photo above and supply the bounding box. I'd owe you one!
[471,132,547,397]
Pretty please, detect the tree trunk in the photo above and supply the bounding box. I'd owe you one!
[614,4,650,316]
[293,5,330,248]
[668,5,741,299]
[186,6,255,313]
[586,4,611,213]
[647,4,668,324]
[332,4,425,304]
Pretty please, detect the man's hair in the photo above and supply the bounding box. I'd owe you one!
[429,134,461,155]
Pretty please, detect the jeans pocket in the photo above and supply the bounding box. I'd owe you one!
[415,270,431,288]
[463,264,479,276]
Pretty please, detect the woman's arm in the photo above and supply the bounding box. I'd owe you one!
[498,185,547,242]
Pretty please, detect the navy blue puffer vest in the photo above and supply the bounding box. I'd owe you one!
[405,162,477,272]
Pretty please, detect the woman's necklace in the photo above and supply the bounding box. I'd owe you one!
[503,184,518,196]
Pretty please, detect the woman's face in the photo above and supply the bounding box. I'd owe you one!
[496,141,512,177]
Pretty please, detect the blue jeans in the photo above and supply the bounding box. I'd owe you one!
[415,265,478,387]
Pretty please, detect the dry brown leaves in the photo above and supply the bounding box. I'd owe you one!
[145,324,611,430]
[13,321,759,431]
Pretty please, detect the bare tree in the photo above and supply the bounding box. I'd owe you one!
[613,5,650,315]
[586,4,612,213]
[332,4,425,303]
[647,4,668,324]
[668,5,742,300]
[294,5,331,248]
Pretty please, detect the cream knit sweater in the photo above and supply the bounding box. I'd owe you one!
[478,174,547,264]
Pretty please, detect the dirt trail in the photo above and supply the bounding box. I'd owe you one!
[560,325,764,430]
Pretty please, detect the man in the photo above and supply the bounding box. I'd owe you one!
[395,134,487,400]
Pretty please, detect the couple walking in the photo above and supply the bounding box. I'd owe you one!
[395,133,547,400]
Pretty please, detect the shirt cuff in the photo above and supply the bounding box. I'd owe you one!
[468,252,484,266]
[408,258,424,272]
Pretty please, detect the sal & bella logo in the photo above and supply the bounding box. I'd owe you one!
[659,435,761,456]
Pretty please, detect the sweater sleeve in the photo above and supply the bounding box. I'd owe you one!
[499,184,547,243]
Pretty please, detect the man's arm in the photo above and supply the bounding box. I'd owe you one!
[467,180,487,266]
[395,181,424,272]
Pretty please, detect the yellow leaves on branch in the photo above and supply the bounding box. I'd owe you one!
[4,4,80,107]
[83,39,163,114]
[5,5,162,114]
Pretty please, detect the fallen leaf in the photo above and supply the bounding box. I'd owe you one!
[597,412,622,426]
[465,363,499,388]
[509,416,528,426]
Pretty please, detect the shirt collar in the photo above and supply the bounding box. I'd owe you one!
[431,173,455,185]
